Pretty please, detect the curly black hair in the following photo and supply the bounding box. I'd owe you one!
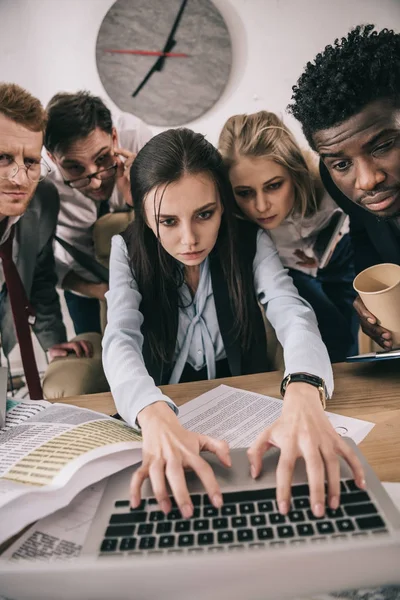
[288,24,400,148]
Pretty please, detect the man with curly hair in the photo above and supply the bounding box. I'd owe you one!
[289,24,400,350]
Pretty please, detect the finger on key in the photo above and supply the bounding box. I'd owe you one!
[337,440,366,490]
[247,429,273,479]
[275,451,297,515]
[130,464,148,508]
[148,458,171,515]
[190,454,223,509]
[303,448,325,517]
[321,446,341,510]
[165,457,193,519]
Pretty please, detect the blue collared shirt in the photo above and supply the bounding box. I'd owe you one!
[103,230,334,427]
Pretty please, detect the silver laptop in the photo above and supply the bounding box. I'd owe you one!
[1,439,399,600]
[82,438,400,558]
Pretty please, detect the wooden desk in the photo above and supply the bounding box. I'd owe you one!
[60,361,400,482]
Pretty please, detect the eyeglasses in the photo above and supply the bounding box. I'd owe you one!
[0,157,51,182]
[63,162,118,190]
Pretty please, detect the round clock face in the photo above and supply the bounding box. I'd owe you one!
[96,0,232,126]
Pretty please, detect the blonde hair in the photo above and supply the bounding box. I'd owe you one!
[218,110,323,218]
[0,83,47,133]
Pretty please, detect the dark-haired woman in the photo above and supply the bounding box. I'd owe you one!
[103,128,365,522]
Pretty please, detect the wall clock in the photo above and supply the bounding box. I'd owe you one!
[95,0,232,126]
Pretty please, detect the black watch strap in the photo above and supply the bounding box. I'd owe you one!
[280,372,329,402]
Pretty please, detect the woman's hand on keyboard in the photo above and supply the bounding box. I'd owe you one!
[131,401,231,518]
[247,382,366,518]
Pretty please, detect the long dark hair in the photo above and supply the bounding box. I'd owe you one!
[122,128,254,365]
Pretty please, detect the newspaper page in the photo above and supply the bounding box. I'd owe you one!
[0,402,142,545]
[179,385,375,447]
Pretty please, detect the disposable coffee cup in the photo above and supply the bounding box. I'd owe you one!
[353,263,400,348]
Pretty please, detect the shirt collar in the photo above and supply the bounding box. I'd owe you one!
[0,215,21,245]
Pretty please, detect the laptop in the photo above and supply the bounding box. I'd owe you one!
[1,439,399,600]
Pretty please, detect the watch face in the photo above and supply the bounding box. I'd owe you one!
[96,0,233,127]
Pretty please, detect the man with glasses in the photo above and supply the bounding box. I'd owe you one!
[44,91,152,334]
[0,83,92,398]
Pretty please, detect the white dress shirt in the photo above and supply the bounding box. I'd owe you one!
[269,192,348,277]
[103,231,334,428]
[45,111,152,288]
[0,215,21,289]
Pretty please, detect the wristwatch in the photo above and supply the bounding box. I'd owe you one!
[280,372,328,409]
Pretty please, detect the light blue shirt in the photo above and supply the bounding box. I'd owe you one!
[102,230,334,427]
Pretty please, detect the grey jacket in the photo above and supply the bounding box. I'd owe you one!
[0,180,67,356]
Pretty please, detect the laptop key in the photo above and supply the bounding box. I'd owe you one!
[288,511,305,523]
[175,521,191,533]
[249,543,265,549]
[345,479,361,492]
[306,510,324,521]
[193,519,209,531]
[316,521,334,535]
[229,545,245,552]
[277,526,294,538]
[120,537,137,551]
[159,535,175,548]
[105,525,135,537]
[190,494,202,506]
[356,515,386,531]
[293,498,310,510]
[167,509,182,520]
[326,507,344,518]
[204,506,219,517]
[345,503,378,517]
[291,484,309,497]
[240,503,255,514]
[115,500,130,508]
[130,500,146,511]
[223,489,276,503]
[138,524,154,535]
[178,534,194,547]
[198,532,214,545]
[110,512,147,524]
[232,516,247,528]
[258,501,274,512]
[257,527,274,540]
[139,536,156,550]
[218,531,234,544]
[156,522,172,534]
[297,523,314,536]
[148,498,158,505]
[251,514,266,527]
[336,519,355,532]
[270,513,286,524]
[150,511,165,522]
[213,517,228,530]
[222,504,237,516]
[238,529,254,542]
[100,538,118,552]
[341,491,370,505]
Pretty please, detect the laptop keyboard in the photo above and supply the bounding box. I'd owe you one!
[99,479,388,557]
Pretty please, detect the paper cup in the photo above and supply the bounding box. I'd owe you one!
[354,263,400,348]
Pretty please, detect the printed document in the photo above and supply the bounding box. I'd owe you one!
[178,385,375,447]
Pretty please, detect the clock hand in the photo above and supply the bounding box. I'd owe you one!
[104,49,189,57]
[132,0,189,97]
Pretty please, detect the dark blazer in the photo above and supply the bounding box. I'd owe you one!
[141,220,268,385]
[0,180,67,356]
[320,161,400,274]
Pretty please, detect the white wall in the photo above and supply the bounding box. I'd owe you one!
[1,0,399,146]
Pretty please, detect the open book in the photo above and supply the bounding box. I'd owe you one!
[0,400,142,546]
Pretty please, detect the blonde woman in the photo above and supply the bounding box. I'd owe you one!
[219,110,358,362]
